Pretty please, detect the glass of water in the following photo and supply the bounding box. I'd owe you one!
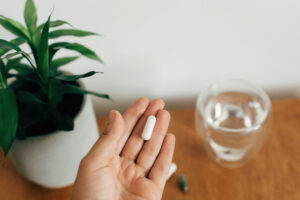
[195,80,272,168]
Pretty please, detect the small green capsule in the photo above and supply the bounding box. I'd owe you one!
[178,174,188,192]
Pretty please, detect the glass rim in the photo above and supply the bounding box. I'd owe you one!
[196,79,271,134]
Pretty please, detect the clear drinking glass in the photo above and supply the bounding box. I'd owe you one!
[195,80,272,168]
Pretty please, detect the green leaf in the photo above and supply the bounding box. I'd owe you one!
[10,37,26,46]
[15,91,51,131]
[0,39,35,68]
[50,20,72,28]
[48,79,109,107]
[0,39,22,52]
[49,42,103,63]
[67,43,102,63]
[24,0,37,35]
[5,57,33,74]
[49,29,99,39]
[37,16,50,80]
[62,83,110,99]
[48,42,69,49]
[7,63,32,74]
[17,91,45,105]
[6,56,23,67]
[3,51,28,59]
[3,51,34,67]
[0,59,5,77]
[48,78,63,106]
[0,59,6,87]
[36,20,73,32]
[0,88,18,157]
[50,56,79,70]
[55,71,99,81]
[0,38,26,57]
[0,15,30,40]
[8,71,40,84]
[48,42,67,62]
[5,56,23,73]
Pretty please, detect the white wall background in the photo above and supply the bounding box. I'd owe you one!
[1,0,300,115]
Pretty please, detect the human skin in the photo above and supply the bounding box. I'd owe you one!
[71,98,175,200]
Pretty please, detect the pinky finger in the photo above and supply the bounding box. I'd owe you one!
[148,133,175,187]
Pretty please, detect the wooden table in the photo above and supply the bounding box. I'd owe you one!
[1,99,300,200]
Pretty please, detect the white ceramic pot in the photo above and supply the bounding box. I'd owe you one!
[9,94,99,188]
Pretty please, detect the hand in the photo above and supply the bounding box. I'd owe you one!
[71,98,175,200]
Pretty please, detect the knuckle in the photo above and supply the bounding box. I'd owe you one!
[102,127,109,136]
[148,145,157,154]
[79,156,94,170]
[144,146,156,157]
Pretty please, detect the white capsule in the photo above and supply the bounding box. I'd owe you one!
[167,163,177,180]
[142,115,156,140]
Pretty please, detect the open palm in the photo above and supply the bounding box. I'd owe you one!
[72,98,175,200]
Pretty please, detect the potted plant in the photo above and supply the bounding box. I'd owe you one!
[0,0,109,188]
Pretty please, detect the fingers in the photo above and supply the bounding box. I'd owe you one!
[148,134,175,188]
[116,97,150,154]
[136,110,170,173]
[82,110,124,169]
[120,99,165,160]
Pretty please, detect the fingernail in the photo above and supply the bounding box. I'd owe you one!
[109,111,115,122]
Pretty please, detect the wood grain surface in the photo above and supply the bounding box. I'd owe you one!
[0,99,300,200]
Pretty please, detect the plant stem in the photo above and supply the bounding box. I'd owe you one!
[28,41,38,64]
[0,72,7,88]
[22,53,36,70]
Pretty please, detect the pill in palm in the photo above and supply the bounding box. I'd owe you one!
[142,115,156,140]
